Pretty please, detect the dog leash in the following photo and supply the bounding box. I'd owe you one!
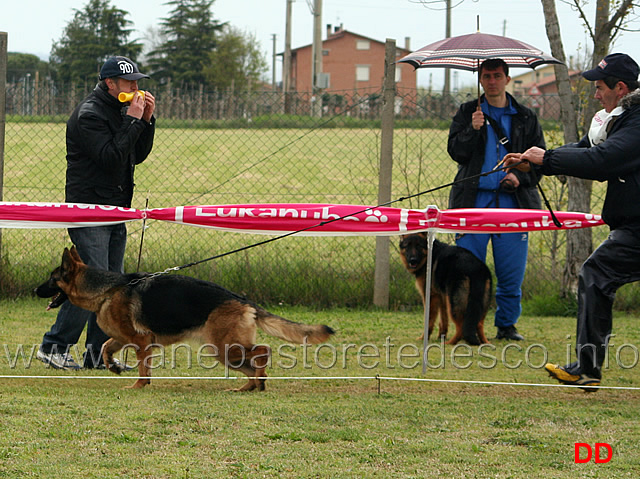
[484,115,561,228]
[131,159,557,282]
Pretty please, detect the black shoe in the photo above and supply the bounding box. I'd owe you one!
[84,358,135,371]
[495,325,524,341]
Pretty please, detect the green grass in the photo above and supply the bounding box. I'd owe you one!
[1,122,629,309]
[1,298,639,477]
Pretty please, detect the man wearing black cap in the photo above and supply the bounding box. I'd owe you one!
[37,56,156,370]
[504,53,640,391]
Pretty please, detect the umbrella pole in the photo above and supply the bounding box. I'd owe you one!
[477,15,481,108]
[476,58,481,108]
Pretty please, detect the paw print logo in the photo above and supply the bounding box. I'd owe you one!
[364,209,389,223]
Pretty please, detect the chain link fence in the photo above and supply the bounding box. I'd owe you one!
[2,78,621,311]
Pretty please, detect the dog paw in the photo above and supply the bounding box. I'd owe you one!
[226,382,260,393]
[125,379,150,389]
[108,363,124,374]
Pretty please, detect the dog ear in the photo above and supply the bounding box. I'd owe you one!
[61,248,75,279]
[69,245,84,263]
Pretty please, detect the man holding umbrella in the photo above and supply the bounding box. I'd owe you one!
[447,58,546,341]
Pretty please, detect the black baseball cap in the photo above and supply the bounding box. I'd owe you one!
[582,53,639,81]
[99,56,150,81]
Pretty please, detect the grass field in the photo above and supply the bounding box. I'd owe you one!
[1,298,639,477]
[3,122,624,310]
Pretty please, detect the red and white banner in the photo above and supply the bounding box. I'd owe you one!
[0,202,143,229]
[148,204,436,235]
[435,208,604,233]
[0,201,605,235]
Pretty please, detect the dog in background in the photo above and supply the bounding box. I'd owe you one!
[35,246,335,391]
[399,233,491,345]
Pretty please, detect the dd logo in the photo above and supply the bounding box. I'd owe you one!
[574,443,613,464]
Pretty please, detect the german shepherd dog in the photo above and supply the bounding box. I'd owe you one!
[35,247,335,391]
[399,233,491,345]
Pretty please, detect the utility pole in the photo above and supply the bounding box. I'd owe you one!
[283,0,293,113]
[271,34,277,89]
[311,0,323,116]
[442,0,451,98]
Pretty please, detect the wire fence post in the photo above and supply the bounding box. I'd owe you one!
[373,38,396,309]
[0,32,8,258]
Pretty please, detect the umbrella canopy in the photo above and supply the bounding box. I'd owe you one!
[397,31,563,71]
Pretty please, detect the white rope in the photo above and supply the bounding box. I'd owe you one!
[1,374,638,391]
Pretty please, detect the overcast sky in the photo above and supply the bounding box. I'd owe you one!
[3,0,640,89]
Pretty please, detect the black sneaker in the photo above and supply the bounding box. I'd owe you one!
[495,325,524,341]
[545,363,600,392]
[84,358,135,371]
[37,349,82,370]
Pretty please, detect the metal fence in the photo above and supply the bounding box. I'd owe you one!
[1,79,617,310]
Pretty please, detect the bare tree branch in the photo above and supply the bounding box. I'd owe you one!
[560,0,596,42]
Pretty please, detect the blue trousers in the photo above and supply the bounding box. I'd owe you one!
[41,224,127,367]
[456,230,528,328]
[455,190,528,328]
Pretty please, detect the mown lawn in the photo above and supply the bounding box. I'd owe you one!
[1,298,639,478]
[2,123,617,308]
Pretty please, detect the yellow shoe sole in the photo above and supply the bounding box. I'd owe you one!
[544,363,600,392]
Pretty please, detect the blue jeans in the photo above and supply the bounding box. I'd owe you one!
[41,224,127,367]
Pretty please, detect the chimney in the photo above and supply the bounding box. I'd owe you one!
[405,37,411,51]
[326,24,332,38]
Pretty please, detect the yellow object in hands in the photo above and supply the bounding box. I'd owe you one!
[118,91,145,103]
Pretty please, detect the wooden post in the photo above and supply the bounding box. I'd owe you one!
[373,39,396,309]
[0,32,7,254]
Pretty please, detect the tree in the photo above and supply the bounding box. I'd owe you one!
[147,0,225,86]
[50,0,142,84]
[203,25,268,91]
[541,0,637,296]
[7,53,50,82]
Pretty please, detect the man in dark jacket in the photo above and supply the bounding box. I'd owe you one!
[506,53,640,391]
[448,58,545,341]
[38,56,156,370]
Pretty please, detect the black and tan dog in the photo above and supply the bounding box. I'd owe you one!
[399,233,491,345]
[35,246,334,391]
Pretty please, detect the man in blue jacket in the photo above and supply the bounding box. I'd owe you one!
[37,56,156,370]
[448,58,546,341]
[507,53,640,391]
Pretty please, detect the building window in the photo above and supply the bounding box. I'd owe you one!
[356,65,370,82]
[356,40,370,50]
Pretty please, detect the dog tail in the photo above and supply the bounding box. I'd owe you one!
[255,309,335,344]
[462,274,492,345]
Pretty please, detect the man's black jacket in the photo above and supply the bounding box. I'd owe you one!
[65,86,155,207]
[447,93,545,209]
[539,89,640,230]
